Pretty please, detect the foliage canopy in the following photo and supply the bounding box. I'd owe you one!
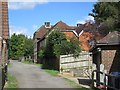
[89,2,120,32]
[39,29,81,58]
[9,33,34,60]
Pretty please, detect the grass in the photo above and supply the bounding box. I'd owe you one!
[21,61,92,89]
[22,60,42,67]
[22,61,59,76]
[63,77,81,88]
[5,73,18,88]
[63,78,92,90]
[43,68,92,90]
[8,63,12,68]
[44,69,59,76]
[22,60,33,64]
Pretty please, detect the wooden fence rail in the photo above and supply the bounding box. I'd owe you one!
[60,52,92,77]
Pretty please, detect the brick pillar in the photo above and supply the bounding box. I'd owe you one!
[2,2,9,40]
[0,1,9,65]
[0,1,9,88]
[0,2,3,65]
[0,2,2,37]
[0,37,2,65]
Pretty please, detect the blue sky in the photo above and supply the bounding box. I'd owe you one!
[8,2,96,37]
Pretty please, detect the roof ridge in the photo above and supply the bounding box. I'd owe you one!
[52,20,71,29]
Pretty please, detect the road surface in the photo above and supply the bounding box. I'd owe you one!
[8,60,74,88]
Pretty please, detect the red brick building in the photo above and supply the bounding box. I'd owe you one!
[91,31,120,73]
[33,21,73,63]
[33,21,102,63]
[90,31,120,89]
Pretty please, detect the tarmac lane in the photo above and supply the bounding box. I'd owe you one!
[8,60,75,89]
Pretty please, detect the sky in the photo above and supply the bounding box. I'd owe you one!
[8,2,96,38]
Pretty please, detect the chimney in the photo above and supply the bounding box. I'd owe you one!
[45,22,51,28]
[77,23,82,27]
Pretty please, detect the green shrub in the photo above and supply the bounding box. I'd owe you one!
[38,50,45,59]
[44,29,81,58]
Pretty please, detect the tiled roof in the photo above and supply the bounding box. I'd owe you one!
[75,23,103,40]
[75,25,84,35]
[34,25,50,40]
[34,21,73,40]
[97,31,120,44]
[93,32,103,41]
[52,21,72,29]
[34,21,104,42]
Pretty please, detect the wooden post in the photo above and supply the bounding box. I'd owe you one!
[0,37,2,65]
[96,47,101,86]
[0,2,3,66]
[2,40,6,66]
[92,64,97,87]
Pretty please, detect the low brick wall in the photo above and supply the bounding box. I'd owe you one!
[101,49,120,73]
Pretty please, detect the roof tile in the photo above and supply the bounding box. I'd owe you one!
[97,31,120,44]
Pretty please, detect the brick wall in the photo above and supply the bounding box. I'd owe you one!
[1,2,9,39]
[0,2,3,37]
[63,31,77,39]
[79,32,94,51]
[101,49,120,73]
[0,2,9,63]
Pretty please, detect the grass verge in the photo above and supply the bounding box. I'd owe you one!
[22,61,92,90]
[44,69,59,76]
[22,61,59,76]
[22,60,34,64]
[63,78,92,90]
[22,60,42,67]
[44,69,91,90]
[8,63,12,68]
[5,73,18,88]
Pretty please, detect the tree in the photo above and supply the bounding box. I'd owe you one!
[9,33,18,59]
[44,29,67,58]
[89,2,120,32]
[68,37,81,57]
[16,34,26,58]
[9,33,34,60]
[41,29,81,58]
[24,38,34,58]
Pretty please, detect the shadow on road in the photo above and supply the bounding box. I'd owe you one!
[77,78,92,86]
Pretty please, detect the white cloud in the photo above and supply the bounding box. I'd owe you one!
[8,1,47,10]
[77,16,94,24]
[10,25,28,36]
